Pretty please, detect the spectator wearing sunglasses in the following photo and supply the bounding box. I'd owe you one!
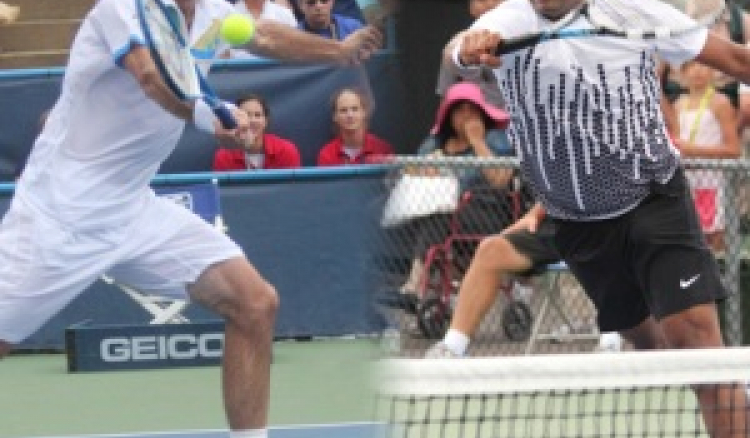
[296,0,364,40]
[289,0,365,23]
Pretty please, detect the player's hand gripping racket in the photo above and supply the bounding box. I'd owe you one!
[496,0,726,55]
[135,0,236,129]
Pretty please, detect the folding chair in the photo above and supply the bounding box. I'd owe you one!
[102,179,226,324]
[524,262,600,354]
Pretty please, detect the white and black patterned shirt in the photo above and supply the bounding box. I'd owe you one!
[462,0,707,220]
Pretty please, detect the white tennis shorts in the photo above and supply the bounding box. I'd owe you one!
[0,194,243,343]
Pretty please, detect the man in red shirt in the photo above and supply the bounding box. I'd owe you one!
[317,87,394,166]
[213,94,301,170]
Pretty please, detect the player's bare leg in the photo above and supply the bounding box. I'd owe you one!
[659,303,748,438]
[449,235,533,337]
[0,340,11,358]
[618,316,668,350]
[189,257,279,432]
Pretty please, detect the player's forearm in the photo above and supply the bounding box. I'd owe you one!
[698,33,750,85]
[246,20,347,64]
[679,143,742,158]
[123,46,192,121]
[139,71,193,121]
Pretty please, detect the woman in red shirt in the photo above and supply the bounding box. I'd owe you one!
[317,87,394,166]
[213,94,301,171]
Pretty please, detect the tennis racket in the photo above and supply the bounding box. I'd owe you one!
[495,0,726,55]
[135,0,236,128]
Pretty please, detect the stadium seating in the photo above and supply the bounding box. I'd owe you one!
[0,0,94,69]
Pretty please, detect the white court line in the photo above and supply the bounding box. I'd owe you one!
[24,422,385,438]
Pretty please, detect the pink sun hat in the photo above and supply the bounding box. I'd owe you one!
[431,82,510,135]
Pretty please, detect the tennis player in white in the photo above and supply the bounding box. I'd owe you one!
[0,1,381,438]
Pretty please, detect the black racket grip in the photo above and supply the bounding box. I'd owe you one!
[494,34,543,55]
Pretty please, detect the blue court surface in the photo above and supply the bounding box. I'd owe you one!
[28,423,386,438]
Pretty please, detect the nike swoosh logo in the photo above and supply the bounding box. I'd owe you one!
[680,274,701,289]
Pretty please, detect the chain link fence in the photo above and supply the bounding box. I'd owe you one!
[373,156,750,357]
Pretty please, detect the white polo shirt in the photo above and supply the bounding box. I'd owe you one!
[16,0,233,230]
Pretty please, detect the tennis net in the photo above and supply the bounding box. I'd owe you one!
[377,347,750,437]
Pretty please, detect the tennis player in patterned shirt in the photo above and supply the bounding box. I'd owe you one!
[454,0,750,435]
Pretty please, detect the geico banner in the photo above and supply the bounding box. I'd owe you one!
[66,321,225,372]
[100,333,224,362]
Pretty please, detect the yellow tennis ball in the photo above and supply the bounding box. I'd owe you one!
[220,14,255,46]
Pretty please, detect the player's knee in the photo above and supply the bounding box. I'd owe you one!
[621,317,668,350]
[659,304,724,349]
[476,235,511,262]
[254,281,279,319]
[623,329,666,350]
[233,280,278,323]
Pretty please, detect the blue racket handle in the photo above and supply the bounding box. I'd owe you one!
[197,70,237,129]
[203,96,237,129]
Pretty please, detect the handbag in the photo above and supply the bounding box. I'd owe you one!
[381,173,460,227]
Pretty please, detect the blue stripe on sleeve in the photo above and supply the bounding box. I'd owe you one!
[114,35,147,67]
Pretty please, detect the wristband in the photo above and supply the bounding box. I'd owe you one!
[193,99,217,134]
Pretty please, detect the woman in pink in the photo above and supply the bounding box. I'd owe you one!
[213,94,301,171]
[317,87,394,166]
[675,61,741,252]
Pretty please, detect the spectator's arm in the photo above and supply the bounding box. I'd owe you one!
[317,144,336,166]
[279,143,302,168]
[465,120,513,187]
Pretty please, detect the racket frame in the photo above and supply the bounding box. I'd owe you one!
[135,0,237,129]
[494,0,726,55]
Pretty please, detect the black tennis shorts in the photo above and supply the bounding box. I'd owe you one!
[551,168,727,332]
[504,216,561,277]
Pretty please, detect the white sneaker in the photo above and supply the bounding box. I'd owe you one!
[596,332,623,352]
[424,342,462,358]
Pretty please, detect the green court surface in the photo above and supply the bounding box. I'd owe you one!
[0,338,381,438]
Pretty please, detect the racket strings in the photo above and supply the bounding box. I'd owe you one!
[588,0,666,31]
[142,0,201,96]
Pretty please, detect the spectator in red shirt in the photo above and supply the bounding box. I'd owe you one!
[213,94,301,171]
[317,87,394,166]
